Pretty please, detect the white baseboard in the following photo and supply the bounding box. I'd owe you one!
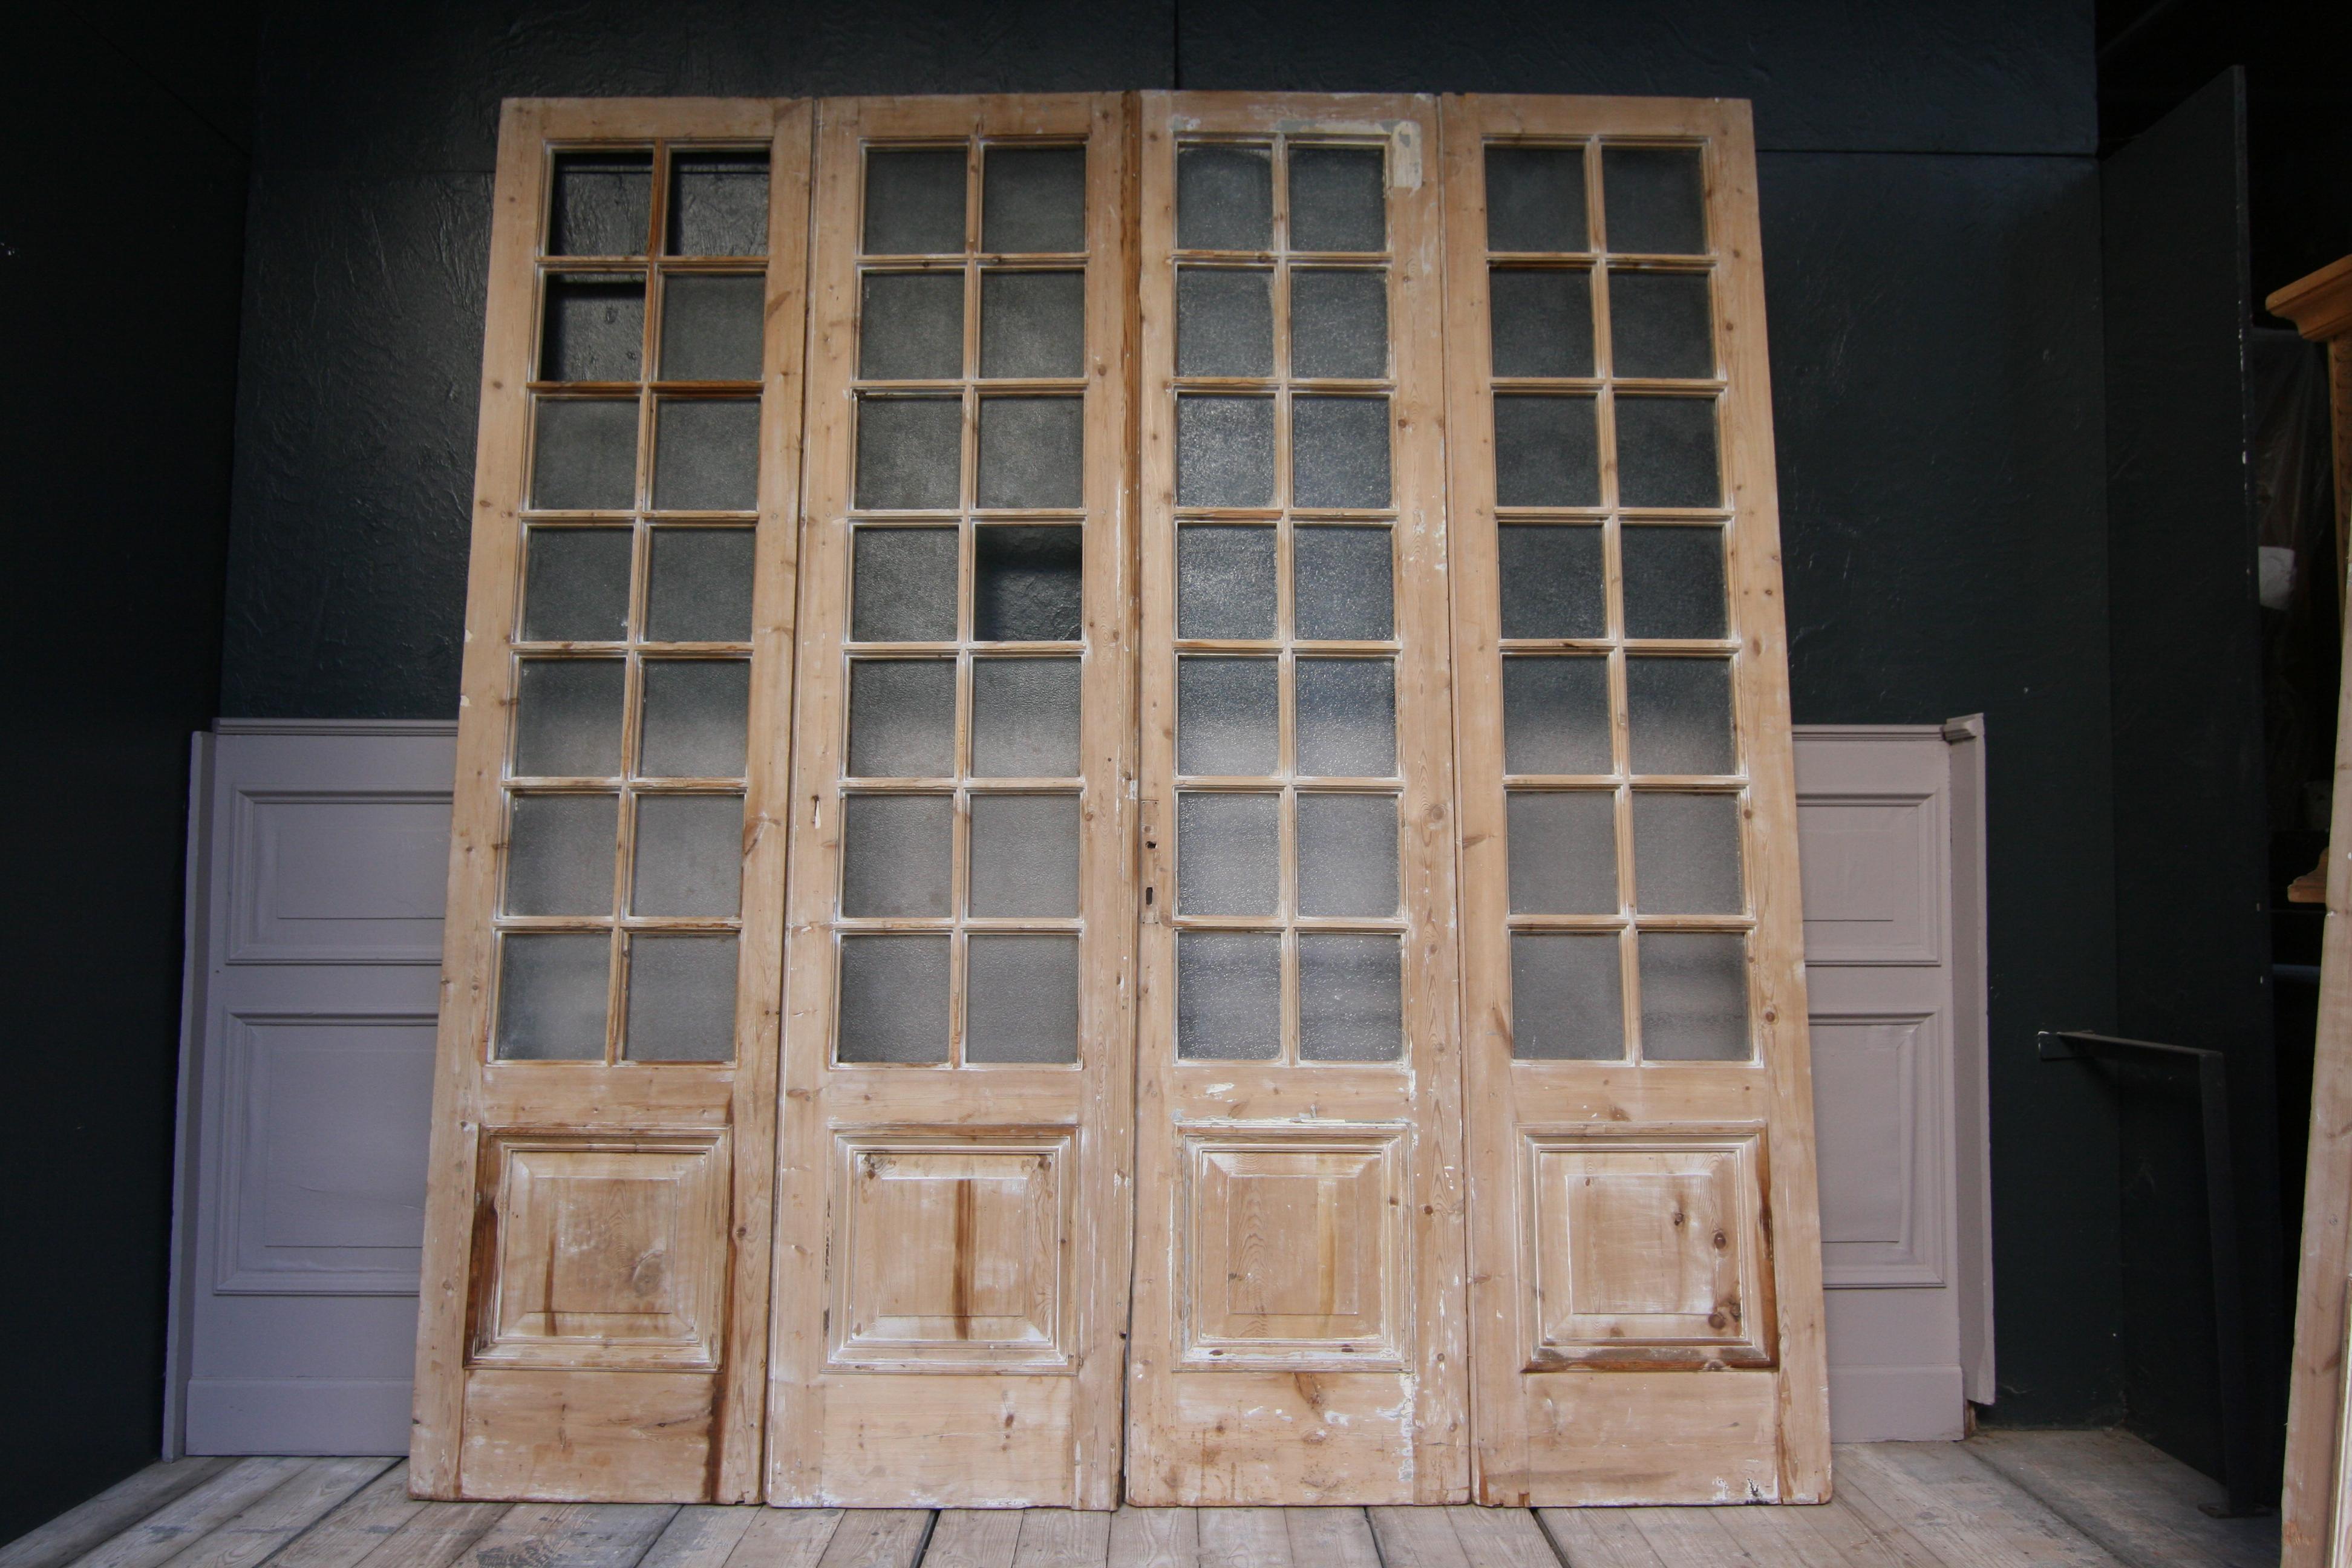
[1829,1363,1968,1442]
[185,1377,411,1455]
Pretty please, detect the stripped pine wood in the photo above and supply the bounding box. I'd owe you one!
[809,1511,929,1568]
[920,1515,1019,1568]
[1103,1510,1194,1568]
[1964,1430,2272,1568]
[0,1461,234,1568]
[74,1459,318,1568]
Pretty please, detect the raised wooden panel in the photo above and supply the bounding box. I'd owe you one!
[228,791,452,964]
[1812,1010,1946,1287]
[1523,1127,1774,1370]
[469,1131,730,1371]
[1795,796,1941,965]
[830,1132,1070,1370]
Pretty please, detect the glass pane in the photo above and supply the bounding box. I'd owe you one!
[1177,657,1278,776]
[639,660,750,778]
[1177,396,1275,508]
[852,526,958,642]
[978,396,1082,509]
[1510,932,1623,1060]
[1295,658,1394,777]
[514,659,625,777]
[1639,932,1748,1060]
[1177,524,1276,639]
[1293,526,1392,641]
[855,396,962,510]
[981,270,1085,379]
[506,793,618,916]
[1299,934,1402,1061]
[532,399,638,511]
[837,935,949,1063]
[1177,146,1272,252]
[1616,397,1720,509]
[1485,146,1587,253]
[643,528,755,643]
[982,146,1086,253]
[1488,267,1592,379]
[1608,270,1712,379]
[496,933,610,1060]
[1288,146,1385,253]
[1633,792,1742,914]
[1625,657,1734,775]
[969,793,1080,916]
[1501,656,1610,775]
[653,399,759,511]
[848,658,956,777]
[658,273,764,382]
[859,271,963,381]
[632,793,743,916]
[840,793,953,916]
[1289,269,1387,380]
[542,275,644,382]
[1296,792,1397,916]
[1496,523,1604,640]
[1176,267,1273,378]
[1621,526,1726,639]
[667,151,769,256]
[1177,932,1280,1059]
[1506,791,1617,914]
[1177,792,1278,916]
[549,152,650,256]
[1291,396,1390,510]
[521,528,632,642]
[972,658,1082,777]
[975,526,1083,641]
[1493,394,1598,508]
[1603,146,1707,256]
[864,149,965,255]
[967,935,1080,1063]
[623,934,737,1062]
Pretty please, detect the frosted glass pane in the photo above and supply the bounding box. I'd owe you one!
[1621,526,1726,639]
[647,527,755,643]
[852,527,958,642]
[659,273,763,381]
[1288,146,1385,253]
[969,793,1079,916]
[514,659,625,777]
[967,936,1080,1063]
[1177,657,1278,776]
[1177,395,1275,508]
[1493,394,1598,508]
[972,657,1081,777]
[667,151,768,257]
[859,271,963,381]
[549,152,650,256]
[1488,267,1592,378]
[1289,269,1387,379]
[1485,146,1587,253]
[1608,270,1712,379]
[1176,267,1273,377]
[1296,792,1397,917]
[1616,397,1720,509]
[1506,791,1616,913]
[840,794,952,916]
[978,396,1082,509]
[1626,658,1734,774]
[975,526,1083,641]
[1510,932,1623,1060]
[855,396,961,510]
[542,275,644,382]
[1604,146,1707,256]
[623,934,737,1062]
[1295,658,1394,777]
[1293,526,1391,641]
[639,660,750,778]
[522,528,632,642]
[837,935,949,1063]
[1291,396,1390,509]
[506,793,618,916]
[1177,791,1278,915]
[864,149,965,255]
[1177,932,1279,1059]
[1177,524,1276,639]
[496,933,609,1060]
[848,659,956,777]
[1639,932,1748,1060]
[1496,523,1604,639]
[1177,146,1272,252]
[1632,792,1743,914]
[532,399,638,511]
[632,792,743,916]
[980,270,1084,378]
[653,399,759,511]
[1501,656,1610,775]
[982,146,1085,253]
[1299,934,1402,1061]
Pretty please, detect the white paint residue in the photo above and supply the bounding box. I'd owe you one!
[1271,117,1423,191]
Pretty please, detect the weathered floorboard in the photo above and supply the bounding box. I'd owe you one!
[0,1463,237,1568]
[813,1511,929,1568]
[920,1514,1016,1568]
[1104,1508,1194,1568]
[1963,1429,2278,1568]
[157,1458,394,1568]
[73,1459,321,1568]
[1277,1509,1379,1568]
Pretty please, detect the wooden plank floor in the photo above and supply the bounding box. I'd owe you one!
[0,1431,2282,1568]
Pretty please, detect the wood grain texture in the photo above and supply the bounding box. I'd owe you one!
[74,1460,321,1568]
[0,1460,235,1568]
